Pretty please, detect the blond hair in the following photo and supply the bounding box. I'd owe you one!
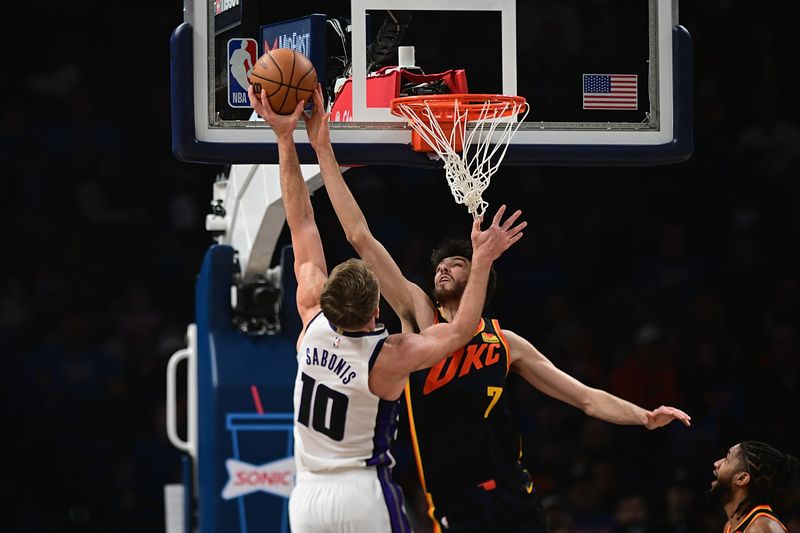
[320,259,379,331]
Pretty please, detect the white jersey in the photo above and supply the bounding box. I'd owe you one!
[293,311,398,473]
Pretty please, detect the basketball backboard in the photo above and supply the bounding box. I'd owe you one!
[171,0,692,166]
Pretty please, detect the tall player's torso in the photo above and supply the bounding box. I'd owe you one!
[294,312,399,473]
[405,311,520,494]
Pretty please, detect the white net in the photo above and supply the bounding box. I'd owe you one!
[394,97,530,219]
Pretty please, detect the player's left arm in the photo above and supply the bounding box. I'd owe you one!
[506,330,691,429]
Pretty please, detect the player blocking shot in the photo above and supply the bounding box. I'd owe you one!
[298,83,693,533]
[248,85,526,533]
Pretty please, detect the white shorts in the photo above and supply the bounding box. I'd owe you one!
[289,466,411,533]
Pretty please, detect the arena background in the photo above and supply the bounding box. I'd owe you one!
[2,1,799,531]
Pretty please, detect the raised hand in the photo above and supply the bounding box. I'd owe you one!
[645,405,692,429]
[247,85,305,139]
[471,204,526,263]
[301,84,332,151]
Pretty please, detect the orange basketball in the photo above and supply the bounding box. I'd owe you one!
[248,48,317,115]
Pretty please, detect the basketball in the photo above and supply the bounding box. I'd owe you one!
[248,48,317,115]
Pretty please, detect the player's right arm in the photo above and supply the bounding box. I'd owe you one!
[369,207,526,400]
[303,85,432,329]
[249,86,327,334]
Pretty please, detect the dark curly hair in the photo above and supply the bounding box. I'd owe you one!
[430,239,497,310]
[734,441,800,517]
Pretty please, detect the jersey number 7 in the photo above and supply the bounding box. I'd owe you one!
[485,386,503,418]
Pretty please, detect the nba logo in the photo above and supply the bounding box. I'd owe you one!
[227,38,258,108]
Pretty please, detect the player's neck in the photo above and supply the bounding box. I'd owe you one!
[337,317,377,334]
[724,492,750,525]
[438,299,462,323]
[358,317,377,332]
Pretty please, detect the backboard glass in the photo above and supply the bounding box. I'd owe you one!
[171,0,692,166]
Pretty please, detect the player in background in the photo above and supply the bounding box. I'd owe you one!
[711,441,798,533]
[301,83,693,533]
[248,85,526,533]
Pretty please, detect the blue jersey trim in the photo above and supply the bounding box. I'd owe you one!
[368,337,388,372]
[328,320,387,337]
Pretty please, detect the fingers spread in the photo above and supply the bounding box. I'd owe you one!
[501,209,523,230]
[315,83,324,108]
[472,217,482,233]
[492,204,507,226]
[292,99,306,118]
[247,85,260,110]
[248,86,276,118]
[508,220,528,236]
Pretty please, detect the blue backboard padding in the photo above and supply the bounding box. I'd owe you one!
[194,244,300,533]
[172,22,692,167]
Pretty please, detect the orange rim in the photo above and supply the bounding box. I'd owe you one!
[390,93,527,121]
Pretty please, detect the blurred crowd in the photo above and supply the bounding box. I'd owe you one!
[2,1,799,532]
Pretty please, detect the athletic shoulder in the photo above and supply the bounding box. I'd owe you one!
[747,515,788,533]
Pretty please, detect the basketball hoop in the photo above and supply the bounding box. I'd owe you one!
[390,94,529,219]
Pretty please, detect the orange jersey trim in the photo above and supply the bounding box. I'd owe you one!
[493,320,511,374]
[725,505,787,533]
[434,306,485,337]
[490,322,523,459]
[404,381,442,533]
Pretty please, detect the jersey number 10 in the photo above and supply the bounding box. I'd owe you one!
[298,372,349,441]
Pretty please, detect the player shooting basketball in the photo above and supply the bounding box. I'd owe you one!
[301,83,692,533]
[248,85,525,533]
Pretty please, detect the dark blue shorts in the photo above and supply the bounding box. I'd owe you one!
[431,469,547,533]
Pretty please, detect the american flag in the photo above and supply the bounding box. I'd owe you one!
[582,74,638,110]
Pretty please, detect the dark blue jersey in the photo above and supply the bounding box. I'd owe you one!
[404,309,522,500]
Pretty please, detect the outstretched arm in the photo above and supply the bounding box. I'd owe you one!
[303,85,431,329]
[369,207,526,400]
[249,86,327,328]
[506,331,691,429]
[409,206,525,366]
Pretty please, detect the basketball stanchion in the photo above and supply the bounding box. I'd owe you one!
[390,94,530,219]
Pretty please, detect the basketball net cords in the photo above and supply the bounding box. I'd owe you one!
[397,99,530,219]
